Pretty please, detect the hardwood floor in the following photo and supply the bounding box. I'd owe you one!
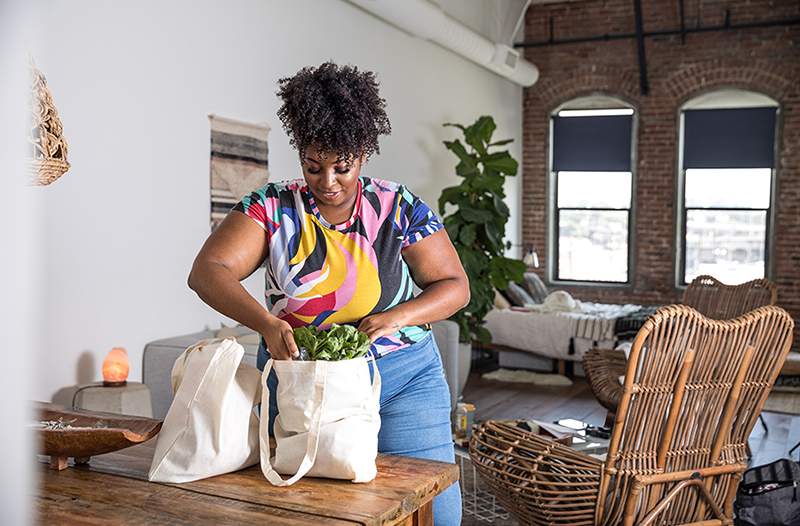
[458,369,800,525]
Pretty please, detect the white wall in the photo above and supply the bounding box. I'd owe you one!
[31,0,523,401]
[2,1,42,521]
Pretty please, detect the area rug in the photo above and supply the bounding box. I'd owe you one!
[481,368,573,386]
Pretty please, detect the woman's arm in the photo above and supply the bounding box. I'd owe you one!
[357,229,470,342]
[187,211,300,359]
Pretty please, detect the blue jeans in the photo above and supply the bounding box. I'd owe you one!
[257,333,462,526]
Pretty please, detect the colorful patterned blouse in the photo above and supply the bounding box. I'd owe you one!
[231,176,444,357]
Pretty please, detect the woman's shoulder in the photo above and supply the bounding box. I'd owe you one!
[361,176,411,195]
[249,178,306,199]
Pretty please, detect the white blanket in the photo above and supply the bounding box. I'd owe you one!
[484,302,641,361]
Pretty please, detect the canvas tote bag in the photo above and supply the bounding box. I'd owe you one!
[259,354,381,486]
[149,337,261,483]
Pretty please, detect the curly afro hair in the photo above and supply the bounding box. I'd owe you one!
[276,61,391,163]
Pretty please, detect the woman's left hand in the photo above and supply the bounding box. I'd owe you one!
[357,310,408,343]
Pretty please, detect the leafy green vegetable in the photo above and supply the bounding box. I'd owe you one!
[292,324,371,361]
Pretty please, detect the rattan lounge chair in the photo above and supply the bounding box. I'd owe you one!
[471,305,794,526]
[584,276,778,416]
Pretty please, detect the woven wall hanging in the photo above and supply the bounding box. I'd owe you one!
[29,59,70,186]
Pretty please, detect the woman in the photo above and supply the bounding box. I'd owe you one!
[188,62,469,525]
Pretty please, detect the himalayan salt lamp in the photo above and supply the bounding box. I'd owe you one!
[102,347,129,387]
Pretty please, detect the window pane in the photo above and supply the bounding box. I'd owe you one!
[557,172,632,209]
[685,168,771,208]
[684,210,766,284]
[558,210,628,282]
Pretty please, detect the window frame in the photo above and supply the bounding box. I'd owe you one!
[674,93,780,288]
[546,97,638,287]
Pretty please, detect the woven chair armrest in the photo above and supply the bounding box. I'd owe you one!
[584,347,628,412]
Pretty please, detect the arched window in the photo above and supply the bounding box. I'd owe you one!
[548,95,636,284]
[676,89,778,285]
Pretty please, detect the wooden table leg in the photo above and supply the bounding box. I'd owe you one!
[49,456,68,470]
[412,500,433,526]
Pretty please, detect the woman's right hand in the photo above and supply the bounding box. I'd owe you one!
[261,316,300,360]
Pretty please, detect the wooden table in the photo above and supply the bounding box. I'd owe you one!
[36,439,459,525]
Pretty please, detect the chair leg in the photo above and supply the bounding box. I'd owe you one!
[790,439,800,458]
[759,414,769,435]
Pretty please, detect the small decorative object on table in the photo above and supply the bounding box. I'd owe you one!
[34,402,162,471]
[102,347,130,386]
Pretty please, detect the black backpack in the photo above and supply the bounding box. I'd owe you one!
[735,458,800,526]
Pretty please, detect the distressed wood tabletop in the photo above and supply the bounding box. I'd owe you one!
[36,434,459,525]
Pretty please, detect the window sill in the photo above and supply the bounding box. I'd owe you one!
[546,279,633,290]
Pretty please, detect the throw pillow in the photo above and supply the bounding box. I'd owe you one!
[504,281,536,307]
[522,272,549,304]
[494,289,512,309]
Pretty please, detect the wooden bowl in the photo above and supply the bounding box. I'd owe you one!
[34,401,162,470]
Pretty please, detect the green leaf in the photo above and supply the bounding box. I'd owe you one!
[459,208,493,223]
[464,116,496,153]
[293,324,371,361]
[437,185,462,215]
[443,122,466,132]
[482,222,501,253]
[443,139,479,177]
[475,116,497,142]
[473,324,493,345]
[458,248,489,279]
[469,174,504,194]
[493,194,510,218]
[490,271,509,290]
[483,151,518,176]
[445,222,461,242]
[459,224,477,246]
[488,138,514,147]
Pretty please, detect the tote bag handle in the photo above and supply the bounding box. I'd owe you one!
[259,352,381,487]
[170,337,234,394]
[259,358,327,486]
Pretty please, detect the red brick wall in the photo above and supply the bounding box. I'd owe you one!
[521,0,800,338]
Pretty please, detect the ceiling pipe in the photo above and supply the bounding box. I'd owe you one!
[346,0,539,87]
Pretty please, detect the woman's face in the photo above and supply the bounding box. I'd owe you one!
[301,144,364,208]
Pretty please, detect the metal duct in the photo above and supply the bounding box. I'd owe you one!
[346,0,539,87]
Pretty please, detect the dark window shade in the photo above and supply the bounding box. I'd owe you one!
[683,107,776,169]
[552,115,633,172]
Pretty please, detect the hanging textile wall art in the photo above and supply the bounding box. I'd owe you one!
[209,114,270,231]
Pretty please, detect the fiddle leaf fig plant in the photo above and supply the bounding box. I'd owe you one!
[439,116,525,344]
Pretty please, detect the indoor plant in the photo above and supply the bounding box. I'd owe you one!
[439,115,525,345]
